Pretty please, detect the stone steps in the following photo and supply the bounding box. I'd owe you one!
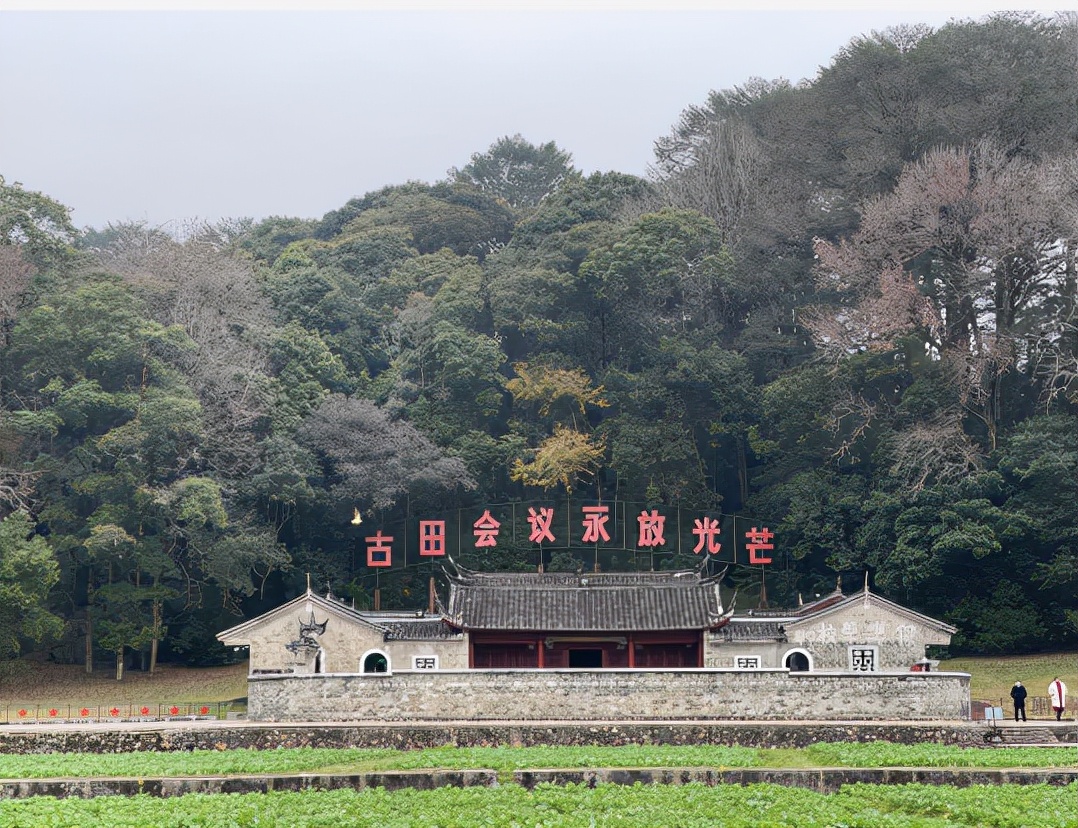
[982,724,1072,745]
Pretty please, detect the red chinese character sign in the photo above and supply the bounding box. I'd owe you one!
[745,525,774,564]
[527,507,556,543]
[581,505,611,543]
[356,501,777,568]
[419,520,446,556]
[473,510,501,548]
[365,530,393,567]
[692,517,722,555]
[636,509,666,548]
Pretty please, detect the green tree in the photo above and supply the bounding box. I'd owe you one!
[449,134,578,209]
[0,175,76,268]
[0,512,63,658]
[579,209,734,370]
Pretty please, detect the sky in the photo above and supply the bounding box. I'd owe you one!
[0,2,1053,231]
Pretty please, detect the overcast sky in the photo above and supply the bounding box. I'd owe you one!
[0,2,1046,230]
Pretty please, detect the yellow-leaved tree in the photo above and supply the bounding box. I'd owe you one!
[507,363,608,494]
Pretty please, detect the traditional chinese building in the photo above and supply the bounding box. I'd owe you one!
[216,591,467,675]
[708,581,956,673]
[219,568,952,677]
[441,565,732,669]
[219,568,967,722]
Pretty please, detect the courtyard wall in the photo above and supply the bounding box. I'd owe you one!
[248,668,970,722]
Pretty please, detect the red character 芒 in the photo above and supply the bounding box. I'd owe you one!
[745,525,774,564]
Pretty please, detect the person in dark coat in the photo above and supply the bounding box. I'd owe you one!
[1010,681,1027,722]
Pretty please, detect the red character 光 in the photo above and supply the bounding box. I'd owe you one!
[692,517,722,555]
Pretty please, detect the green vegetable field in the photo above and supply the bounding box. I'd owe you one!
[0,742,1073,779]
[0,782,1074,827]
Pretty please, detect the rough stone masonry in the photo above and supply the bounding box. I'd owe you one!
[249,668,970,722]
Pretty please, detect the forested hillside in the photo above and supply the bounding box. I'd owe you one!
[1,15,1076,673]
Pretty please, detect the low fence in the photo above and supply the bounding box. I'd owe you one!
[974,696,1058,720]
[0,702,241,724]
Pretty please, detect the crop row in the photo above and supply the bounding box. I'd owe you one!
[0,782,1075,827]
[0,742,1073,780]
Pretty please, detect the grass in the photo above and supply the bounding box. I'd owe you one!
[0,651,1072,713]
[0,660,247,708]
[938,652,1078,709]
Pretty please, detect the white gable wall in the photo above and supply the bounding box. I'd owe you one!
[220,600,384,674]
[784,597,951,670]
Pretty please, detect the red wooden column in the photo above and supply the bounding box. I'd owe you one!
[537,636,545,668]
[628,633,635,668]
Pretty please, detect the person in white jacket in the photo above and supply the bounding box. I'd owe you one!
[1048,677,1067,721]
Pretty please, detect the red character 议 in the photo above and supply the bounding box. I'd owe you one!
[527,507,556,543]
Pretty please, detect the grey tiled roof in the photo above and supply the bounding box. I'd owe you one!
[714,619,787,642]
[379,618,461,641]
[443,568,730,632]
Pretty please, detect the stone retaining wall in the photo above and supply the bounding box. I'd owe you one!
[248,669,970,722]
[3,719,1073,755]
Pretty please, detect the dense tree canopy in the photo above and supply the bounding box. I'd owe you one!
[0,14,1075,673]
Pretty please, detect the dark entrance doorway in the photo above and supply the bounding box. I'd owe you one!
[568,649,603,668]
[785,651,810,672]
[363,652,388,673]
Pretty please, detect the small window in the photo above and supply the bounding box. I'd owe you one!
[849,645,878,672]
[412,655,439,670]
[735,655,762,669]
[362,651,389,673]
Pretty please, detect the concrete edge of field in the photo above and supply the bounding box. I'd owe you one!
[0,767,1075,800]
[0,719,1074,753]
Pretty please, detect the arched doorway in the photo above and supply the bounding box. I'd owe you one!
[314,648,326,674]
[362,651,389,673]
[784,650,811,672]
